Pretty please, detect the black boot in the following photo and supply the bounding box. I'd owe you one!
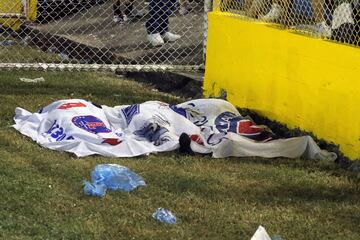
[179,133,194,155]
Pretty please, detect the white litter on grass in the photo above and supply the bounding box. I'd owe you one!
[251,226,272,240]
[19,77,45,83]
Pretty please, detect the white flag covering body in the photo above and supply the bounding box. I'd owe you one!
[13,98,336,160]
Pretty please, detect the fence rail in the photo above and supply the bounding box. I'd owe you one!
[0,0,207,71]
[1,0,358,72]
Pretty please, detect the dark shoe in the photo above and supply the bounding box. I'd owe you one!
[179,133,194,155]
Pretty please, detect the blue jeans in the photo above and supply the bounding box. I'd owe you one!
[146,0,176,34]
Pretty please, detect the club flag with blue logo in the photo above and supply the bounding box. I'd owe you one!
[13,99,336,161]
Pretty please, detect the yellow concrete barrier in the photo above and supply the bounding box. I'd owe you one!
[203,12,360,159]
[0,0,37,30]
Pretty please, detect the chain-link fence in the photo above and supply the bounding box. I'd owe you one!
[218,0,359,46]
[0,0,208,71]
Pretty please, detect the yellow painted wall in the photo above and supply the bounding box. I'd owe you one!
[0,0,37,30]
[204,12,360,160]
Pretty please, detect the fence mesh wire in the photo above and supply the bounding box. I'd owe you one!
[218,0,359,46]
[0,0,206,71]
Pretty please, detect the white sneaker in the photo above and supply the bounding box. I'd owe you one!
[260,3,283,22]
[314,21,332,38]
[147,33,164,47]
[161,32,181,42]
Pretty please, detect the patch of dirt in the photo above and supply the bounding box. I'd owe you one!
[119,71,204,99]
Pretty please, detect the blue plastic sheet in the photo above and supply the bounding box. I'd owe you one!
[83,182,107,197]
[152,208,177,224]
[83,164,146,197]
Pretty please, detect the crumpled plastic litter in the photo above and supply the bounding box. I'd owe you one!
[47,46,58,53]
[251,226,271,240]
[59,52,69,61]
[83,182,107,197]
[83,164,146,197]
[21,36,31,46]
[251,226,283,240]
[0,40,16,46]
[19,77,45,83]
[152,208,177,224]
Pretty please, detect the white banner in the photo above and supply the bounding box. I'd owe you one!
[13,98,337,160]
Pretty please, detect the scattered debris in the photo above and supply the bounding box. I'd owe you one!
[47,47,58,53]
[152,208,177,224]
[251,226,271,240]
[79,58,91,64]
[59,52,69,61]
[19,77,45,83]
[251,226,283,240]
[83,164,146,197]
[21,36,31,46]
[83,182,107,197]
[0,40,16,46]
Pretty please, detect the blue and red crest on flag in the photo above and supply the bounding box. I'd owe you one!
[72,115,111,134]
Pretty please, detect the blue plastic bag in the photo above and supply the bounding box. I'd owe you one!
[83,182,107,197]
[152,208,177,224]
[83,164,146,197]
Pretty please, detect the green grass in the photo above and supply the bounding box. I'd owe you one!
[0,71,359,240]
[0,36,73,63]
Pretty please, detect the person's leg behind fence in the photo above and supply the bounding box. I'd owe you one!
[146,0,181,46]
